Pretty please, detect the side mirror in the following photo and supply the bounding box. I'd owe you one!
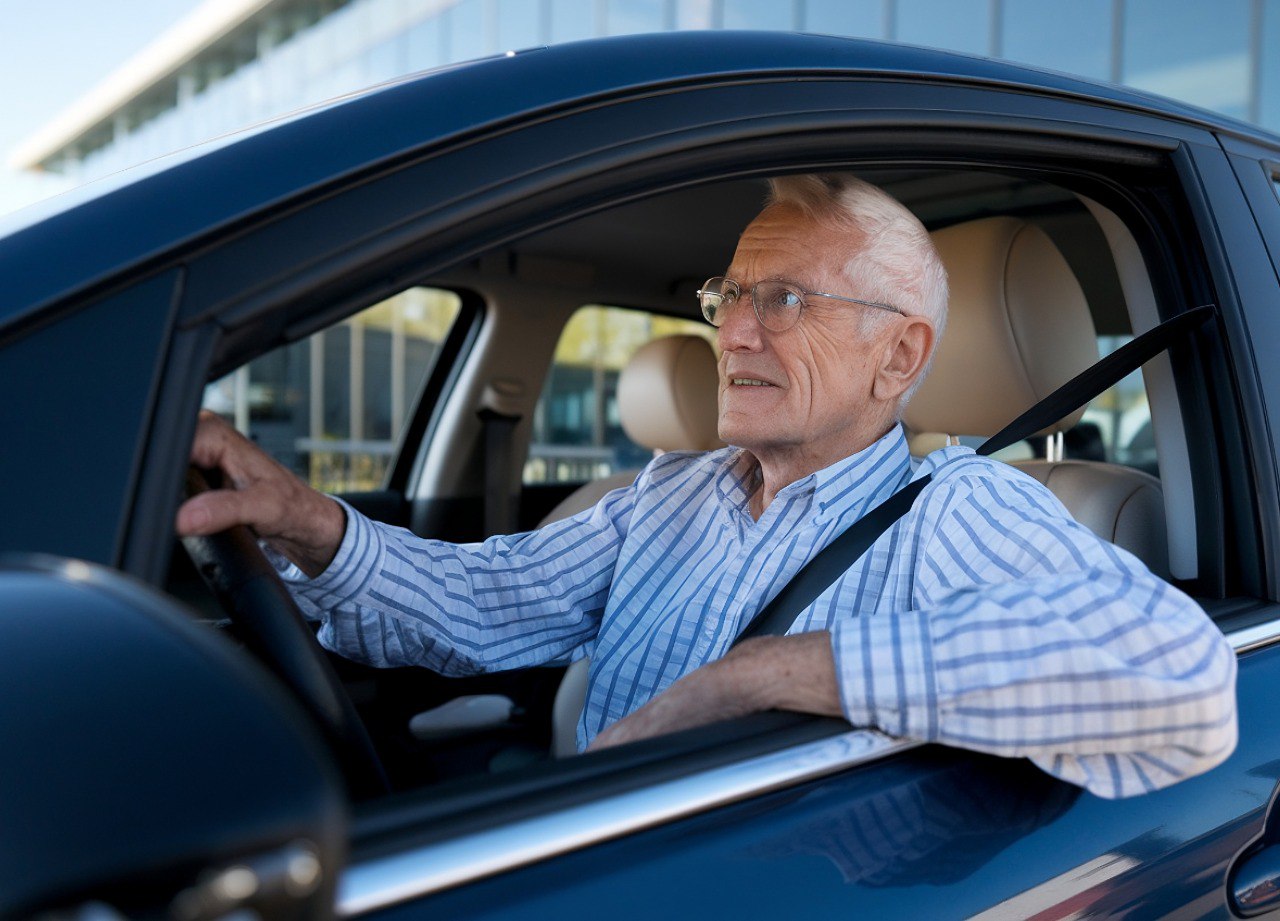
[0,557,347,920]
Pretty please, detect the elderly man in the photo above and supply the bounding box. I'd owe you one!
[179,174,1236,799]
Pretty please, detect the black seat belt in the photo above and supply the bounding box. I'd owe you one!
[732,304,1215,645]
[477,407,521,536]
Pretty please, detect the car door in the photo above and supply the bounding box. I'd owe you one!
[328,129,1280,920]
[148,64,1271,921]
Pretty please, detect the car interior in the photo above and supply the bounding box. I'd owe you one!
[170,161,1238,806]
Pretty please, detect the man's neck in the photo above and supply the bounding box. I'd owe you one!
[745,421,900,521]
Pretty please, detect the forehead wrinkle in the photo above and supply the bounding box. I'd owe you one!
[729,207,860,293]
[729,237,825,287]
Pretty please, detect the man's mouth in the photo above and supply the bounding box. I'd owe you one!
[730,377,776,387]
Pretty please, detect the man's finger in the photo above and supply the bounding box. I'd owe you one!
[176,487,272,537]
[188,410,280,485]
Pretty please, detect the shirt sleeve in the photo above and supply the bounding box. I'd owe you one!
[830,469,1238,799]
[278,480,639,676]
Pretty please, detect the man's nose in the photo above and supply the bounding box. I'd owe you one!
[716,296,765,352]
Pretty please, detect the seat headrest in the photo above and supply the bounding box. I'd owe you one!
[904,216,1099,438]
[618,335,723,452]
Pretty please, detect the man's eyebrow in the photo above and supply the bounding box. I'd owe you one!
[763,274,821,290]
[720,272,816,287]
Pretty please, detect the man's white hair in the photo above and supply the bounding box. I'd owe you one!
[766,174,948,403]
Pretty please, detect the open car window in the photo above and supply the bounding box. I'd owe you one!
[202,286,462,492]
[525,304,716,486]
[181,163,1218,818]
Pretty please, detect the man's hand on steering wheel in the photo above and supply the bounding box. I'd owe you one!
[177,410,346,576]
[177,411,389,798]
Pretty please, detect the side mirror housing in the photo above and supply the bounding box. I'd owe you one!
[0,557,347,920]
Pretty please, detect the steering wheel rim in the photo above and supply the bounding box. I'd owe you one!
[182,467,390,798]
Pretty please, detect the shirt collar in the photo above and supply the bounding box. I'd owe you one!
[713,425,913,524]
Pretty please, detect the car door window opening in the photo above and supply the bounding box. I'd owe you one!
[176,158,1237,782]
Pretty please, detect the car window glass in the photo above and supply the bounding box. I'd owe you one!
[202,287,462,493]
[524,305,717,485]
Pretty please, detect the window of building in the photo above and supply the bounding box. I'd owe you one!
[802,0,884,38]
[497,0,544,49]
[723,0,794,30]
[524,306,717,485]
[444,0,488,62]
[673,0,715,29]
[550,0,596,41]
[405,14,444,70]
[202,288,463,494]
[605,0,666,35]
[894,0,990,55]
[1000,0,1112,81]
[1122,0,1251,120]
[327,0,373,62]
[1262,0,1280,132]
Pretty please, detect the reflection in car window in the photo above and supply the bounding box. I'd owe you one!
[203,287,461,493]
[524,305,716,485]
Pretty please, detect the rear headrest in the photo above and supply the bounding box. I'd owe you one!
[618,335,723,452]
[905,216,1099,438]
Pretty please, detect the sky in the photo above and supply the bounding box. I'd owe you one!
[0,0,203,217]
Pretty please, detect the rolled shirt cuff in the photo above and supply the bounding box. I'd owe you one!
[831,610,938,741]
[273,496,388,612]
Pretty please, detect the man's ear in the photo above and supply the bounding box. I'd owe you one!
[872,317,934,403]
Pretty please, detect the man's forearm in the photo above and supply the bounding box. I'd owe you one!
[589,631,843,751]
[720,632,844,718]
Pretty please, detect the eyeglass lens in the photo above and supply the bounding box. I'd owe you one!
[699,278,803,332]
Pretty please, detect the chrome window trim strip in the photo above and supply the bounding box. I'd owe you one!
[337,729,917,916]
[1230,620,1280,653]
[337,622,1280,916]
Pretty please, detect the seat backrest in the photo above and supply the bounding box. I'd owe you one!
[537,334,722,523]
[539,334,722,757]
[904,216,1169,578]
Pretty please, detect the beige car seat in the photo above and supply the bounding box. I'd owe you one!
[541,334,722,757]
[905,216,1169,577]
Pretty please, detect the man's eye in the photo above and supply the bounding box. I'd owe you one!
[773,289,802,310]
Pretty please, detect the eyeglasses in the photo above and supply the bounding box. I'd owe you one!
[697,276,902,332]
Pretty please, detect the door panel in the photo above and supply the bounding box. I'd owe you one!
[360,638,1280,919]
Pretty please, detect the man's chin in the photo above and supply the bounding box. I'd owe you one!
[718,419,768,451]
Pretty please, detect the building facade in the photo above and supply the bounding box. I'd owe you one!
[13,0,1280,187]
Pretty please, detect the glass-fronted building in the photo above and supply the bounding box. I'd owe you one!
[10,0,1273,490]
[12,0,1280,186]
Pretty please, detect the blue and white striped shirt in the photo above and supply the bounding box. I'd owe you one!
[285,425,1237,799]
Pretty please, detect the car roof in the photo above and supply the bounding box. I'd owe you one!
[2,29,1277,332]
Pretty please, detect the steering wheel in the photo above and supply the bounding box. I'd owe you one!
[181,467,390,799]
